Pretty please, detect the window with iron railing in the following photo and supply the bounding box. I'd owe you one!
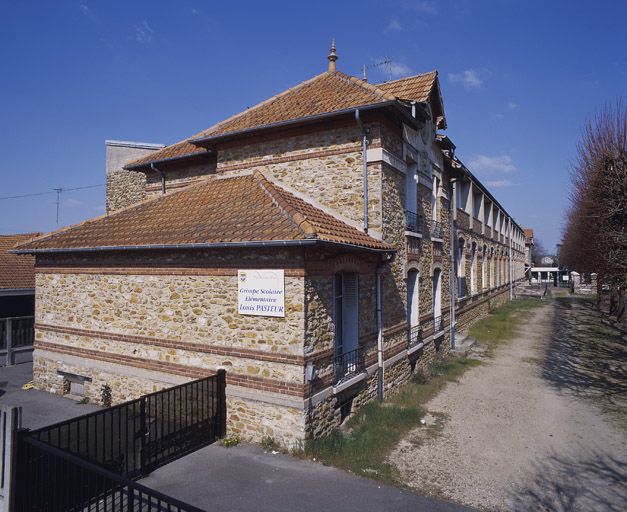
[407,325,422,348]
[433,315,443,333]
[405,210,422,233]
[431,221,444,239]
[333,347,366,384]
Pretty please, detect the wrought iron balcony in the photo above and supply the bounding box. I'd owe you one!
[333,347,366,384]
[431,221,444,239]
[433,315,443,333]
[405,210,422,233]
[407,325,422,348]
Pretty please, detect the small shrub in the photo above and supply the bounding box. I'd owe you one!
[77,397,90,405]
[411,371,428,384]
[221,433,241,448]
[261,435,276,451]
[100,384,112,408]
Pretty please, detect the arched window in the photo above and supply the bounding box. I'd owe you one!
[470,242,477,294]
[457,238,465,297]
[433,268,442,331]
[407,269,420,345]
[481,245,487,290]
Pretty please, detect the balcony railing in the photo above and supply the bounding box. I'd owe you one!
[431,221,444,239]
[405,210,422,233]
[333,347,366,384]
[407,325,422,348]
[433,315,443,333]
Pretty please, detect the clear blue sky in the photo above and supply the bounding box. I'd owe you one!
[1,0,625,250]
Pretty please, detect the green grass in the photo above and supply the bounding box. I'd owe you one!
[468,298,544,353]
[302,356,481,484]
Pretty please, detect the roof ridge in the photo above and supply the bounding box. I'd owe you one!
[195,72,332,139]
[331,71,398,102]
[252,171,317,239]
[375,70,438,86]
[125,72,331,169]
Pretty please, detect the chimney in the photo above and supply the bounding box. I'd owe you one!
[105,140,164,213]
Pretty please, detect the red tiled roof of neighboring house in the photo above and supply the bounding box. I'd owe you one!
[126,70,441,170]
[524,228,534,239]
[15,173,391,253]
[0,233,40,289]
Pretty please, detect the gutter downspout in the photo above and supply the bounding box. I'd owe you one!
[375,252,395,401]
[355,109,369,233]
[449,179,458,349]
[150,163,166,194]
[509,219,513,300]
[376,262,384,401]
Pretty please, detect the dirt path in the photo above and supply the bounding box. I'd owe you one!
[391,297,627,511]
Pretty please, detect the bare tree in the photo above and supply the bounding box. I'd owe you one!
[561,100,627,325]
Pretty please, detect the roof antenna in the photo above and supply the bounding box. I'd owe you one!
[327,38,338,72]
[362,64,367,82]
[53,187,63,225]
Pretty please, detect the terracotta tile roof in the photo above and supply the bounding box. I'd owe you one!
[524,228,534,239]
[375,71,438,102]
[0,233,40,289]
[126,71,399,169]
[376,71,445,128]
[15,173,391,253]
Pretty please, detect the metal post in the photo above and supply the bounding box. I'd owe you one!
[449,179,457,349]
[217,370,227,438]
[5,320,12,367]
[0,405,22,512]
[139,398,147,476]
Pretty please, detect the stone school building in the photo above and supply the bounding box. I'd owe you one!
[15,45,526,446]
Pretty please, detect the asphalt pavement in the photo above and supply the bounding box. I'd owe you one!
[0,362,100,429]
[142,443,474,512]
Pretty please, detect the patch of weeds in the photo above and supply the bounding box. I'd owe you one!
[261,435,276,451]
[469,298,544,353]
[303,355,481,485]
[100,384,112,408]
[221,433,241,448]
[392,356,482,409]
[77,397,90,405]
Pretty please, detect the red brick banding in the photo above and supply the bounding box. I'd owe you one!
[35,340,305,397]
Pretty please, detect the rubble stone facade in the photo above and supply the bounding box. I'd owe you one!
[33,84,527,447]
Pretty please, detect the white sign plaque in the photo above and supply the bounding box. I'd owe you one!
[237,269,285,317]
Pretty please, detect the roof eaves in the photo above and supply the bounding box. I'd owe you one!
[190,100,405,147]
[124,147,214,171]
[10,239,394,255]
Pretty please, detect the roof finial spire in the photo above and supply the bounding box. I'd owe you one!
[327,38,338,72]
[362,64,367,82]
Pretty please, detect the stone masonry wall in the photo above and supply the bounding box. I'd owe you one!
[218,124,383,233]
[33,247,310,445]
[106,171,146,213]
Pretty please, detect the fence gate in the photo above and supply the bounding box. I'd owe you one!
[13,371,226,512]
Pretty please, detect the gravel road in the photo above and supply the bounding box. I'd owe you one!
[391,297,627,511]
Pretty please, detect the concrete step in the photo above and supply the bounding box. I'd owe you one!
[452,335,476,356]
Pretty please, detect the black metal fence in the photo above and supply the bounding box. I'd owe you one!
[333,347,366,384]
[17,436,206,512]
[14,372,226,511]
